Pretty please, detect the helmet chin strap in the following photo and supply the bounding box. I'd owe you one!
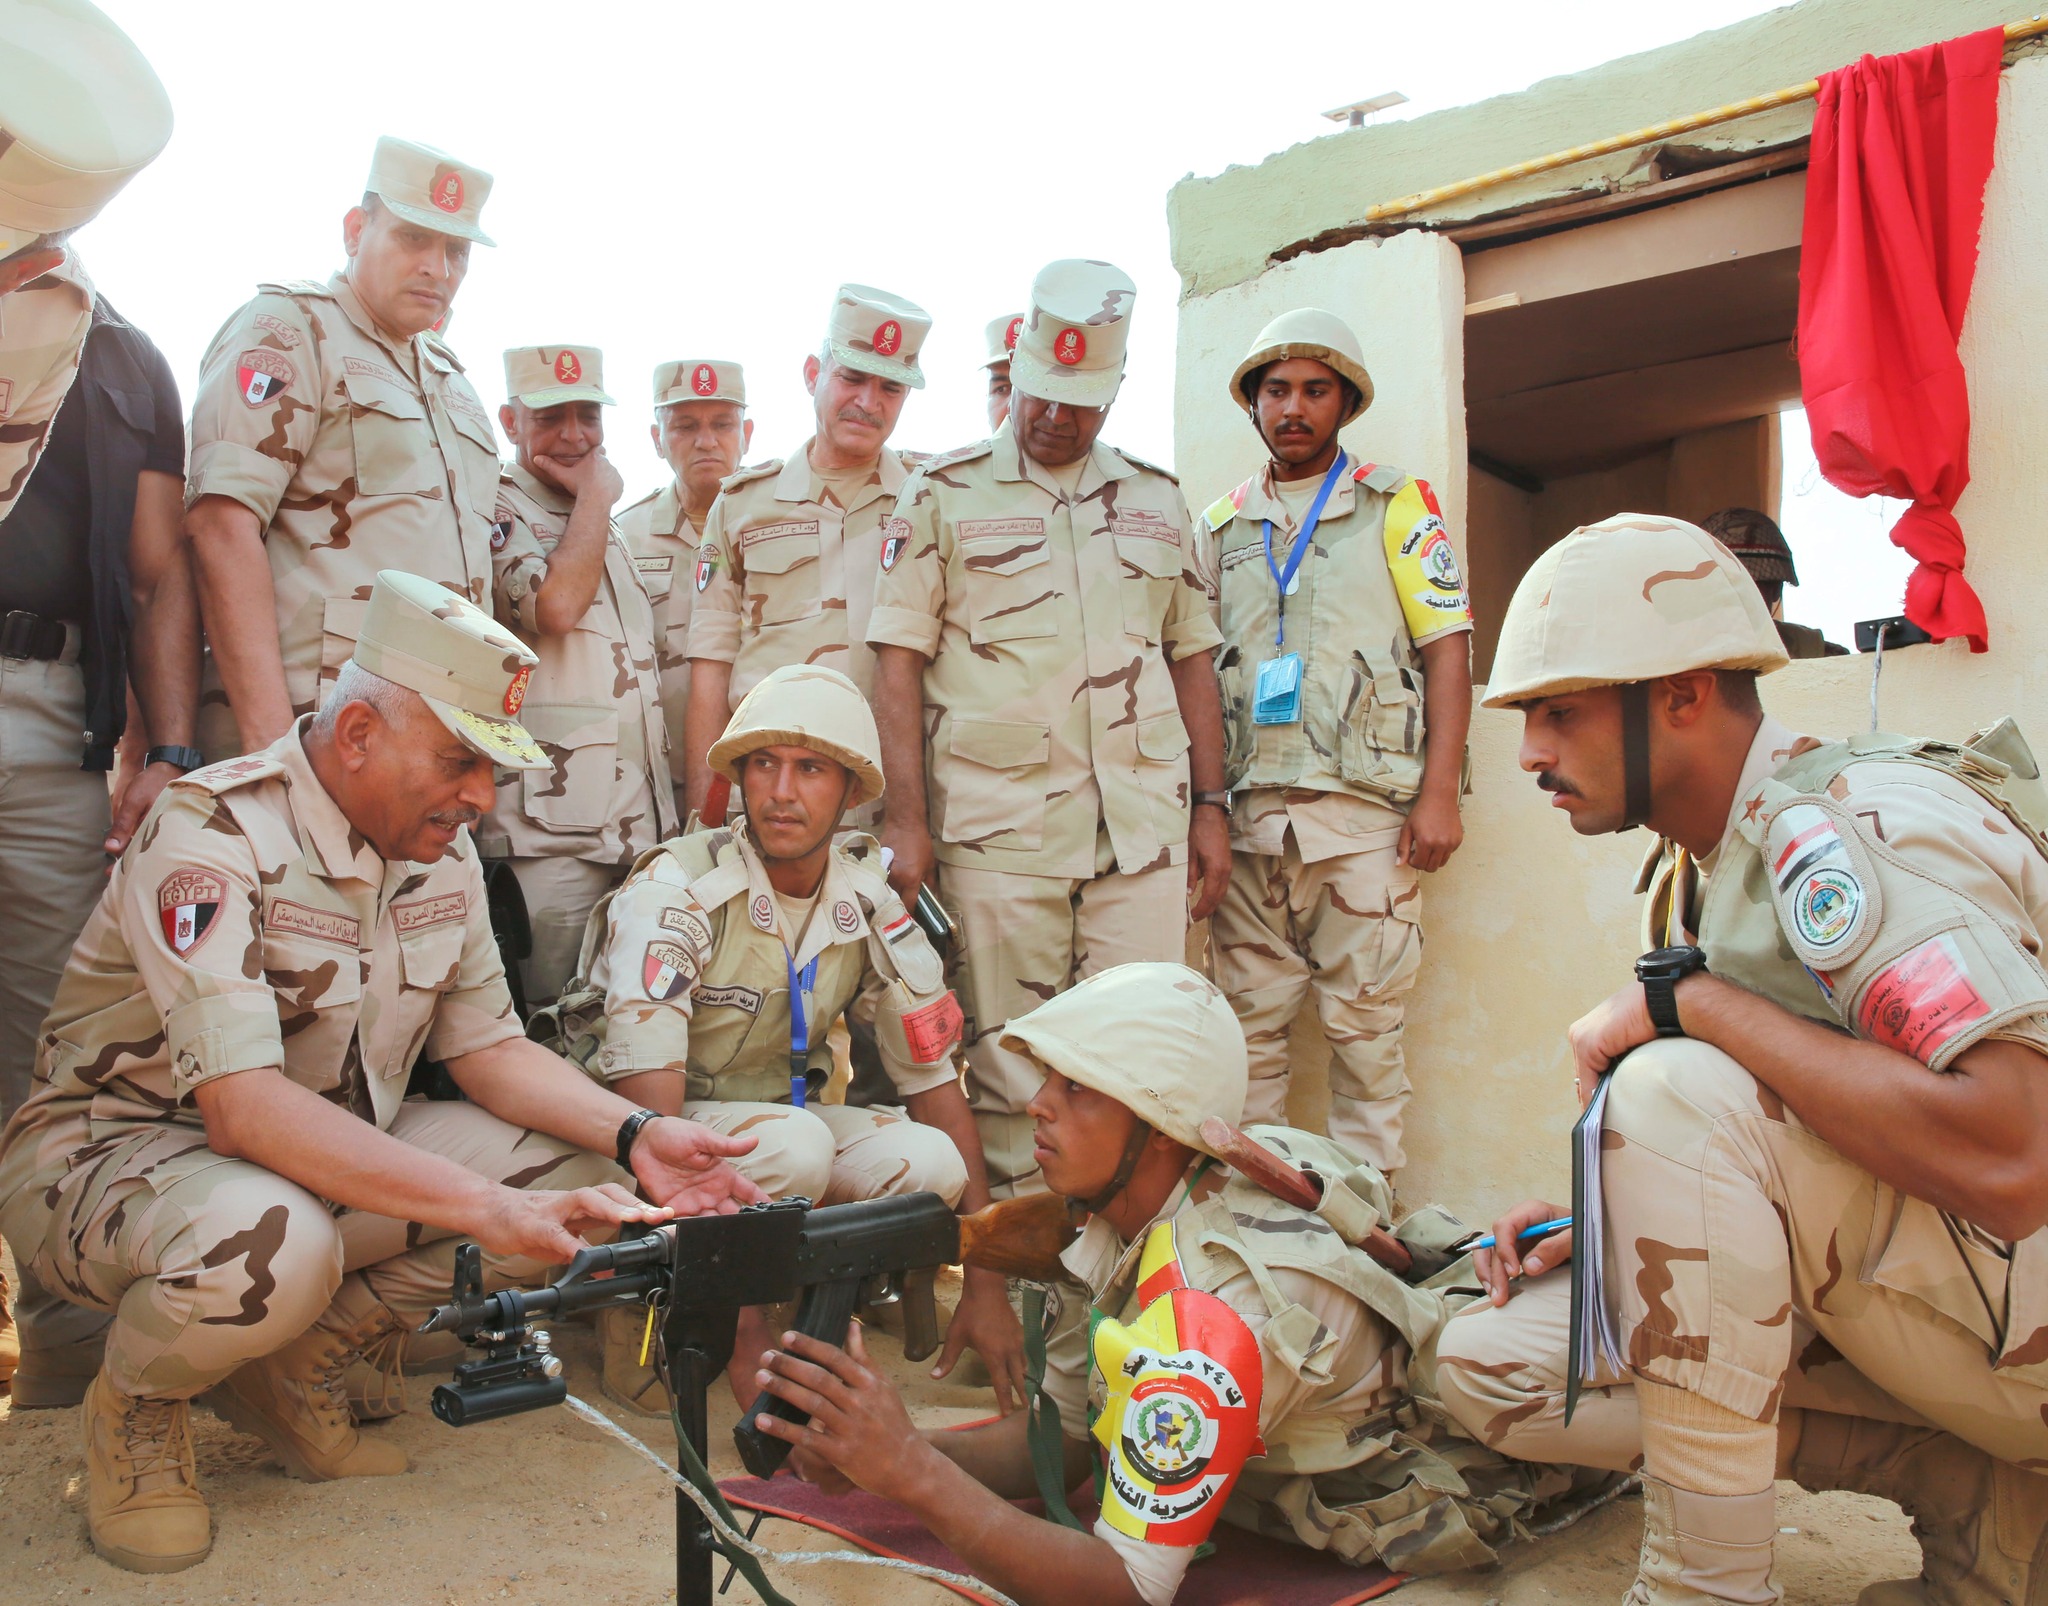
[1618,680,1654,833]
[1080,1121,1155,1216]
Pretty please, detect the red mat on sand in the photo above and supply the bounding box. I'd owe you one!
[720,1475,1405,1606]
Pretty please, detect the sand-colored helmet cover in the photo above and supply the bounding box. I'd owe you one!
[1483,513,1789,708]
[707,664,885,807]
[1000,963,1247,1159]
[1230,307,1374,424]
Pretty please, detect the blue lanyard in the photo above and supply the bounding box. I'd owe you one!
[786,947,820,1109]
[1261,450,1347,648]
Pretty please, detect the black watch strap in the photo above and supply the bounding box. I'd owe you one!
[146,745,206,773]
[614,1108,662,1170]
[1643,975,1686,1036]
[1636,945,1708,1038]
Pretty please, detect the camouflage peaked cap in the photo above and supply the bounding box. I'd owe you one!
[1011,259,1136,409]
[1001,963,1247,1160]
[1702,506,1798,588]
[1483,513,1789,708]
[982,312,1023,369]
[825,283,930,389]
[653,359,745,409]
[707,664,884,807]
[505,345,613,408]
[1231,307,1375,424]
[350,570,546,769]
[0,0,173,258]
[366,136,495,246]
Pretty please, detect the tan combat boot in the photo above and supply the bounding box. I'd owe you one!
[343,1324,465,1423]
[1790,1411,2047,1605]
[204,1277,409,1481]
[82,1370,212,1573]
[0,1262,17,1388]
[1624,1478,1781,1604]
[599,1303,671,1418]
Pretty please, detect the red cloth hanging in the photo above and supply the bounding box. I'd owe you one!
[1797,26,2004,651]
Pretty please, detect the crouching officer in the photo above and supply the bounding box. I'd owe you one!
[746,962,1617,1606]
[0,570,764,1574]
[542,662,1023,1415]
[1435,514,2048,1605]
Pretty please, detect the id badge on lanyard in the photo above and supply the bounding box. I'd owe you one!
[1254,451,1347,728]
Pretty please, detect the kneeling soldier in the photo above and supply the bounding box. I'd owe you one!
[0,570,762,1573]
[746,962,1615,1606]
[548,662,1023,1413]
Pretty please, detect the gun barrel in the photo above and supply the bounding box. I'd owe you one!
[420,1224,677,1338]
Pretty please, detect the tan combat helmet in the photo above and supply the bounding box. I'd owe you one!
[825,284,931,389]
[1230,307,1375,425]
[1702,506,1798,589]
[1011,259,1136,410]
[707,664,885,807]
[504,345,614,408]
[0,0,173,261]
[349,570,546,769]
[982,313,1023,370]
[1001,962,1248,1164]
[365,136,495,247]
[653,359,745,409]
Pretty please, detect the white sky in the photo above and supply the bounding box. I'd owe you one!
[78,0,1906,638]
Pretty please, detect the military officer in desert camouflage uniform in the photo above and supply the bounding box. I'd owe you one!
[982,312,1021,432]
[185,136,505,760]
[0,571,762,1573]
[618,359,752,816]
[681,285,929,819]
[1434,515,2048,1604]
[868,260,1229,1197]
[547,664,1020,1414]
[484,344,676,1007]
[1203,309,1473,1175]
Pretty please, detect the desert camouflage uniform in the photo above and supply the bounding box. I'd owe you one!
[186,273,501,758]
[1203,459,1471,1172]
[543,822,966,1206]
[866,423,1221,1193]
[0,725,620,1398]
[0,251,93,524]
[617,480,700,800]
[482,465,676,1005]
[1036,1127,1611,1603]
[1437,714,2048,1476]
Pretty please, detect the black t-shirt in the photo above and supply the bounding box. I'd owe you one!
[0,345,185,621]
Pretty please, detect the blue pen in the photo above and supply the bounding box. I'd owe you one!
[1466,1216,1573,1252]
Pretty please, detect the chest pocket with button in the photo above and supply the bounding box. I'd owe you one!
[1111,521,1181,642]
[343,371,441,499]
[959,524,1058,645]
[636,553,677,606]
[389,919,468,1075]
[442,386,503,522]
[519,705,621,834]
[260,921,364,1092]
[741,522,822,625]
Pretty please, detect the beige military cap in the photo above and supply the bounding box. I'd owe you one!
[505,345,614,409]
[826,284,930,389]
[366,136,496,247]
[0,0,173,259]
[350,570,547,769]
[1231,308,1375,424]
[1011,260,1136,409]
[653,359,746,409]
[982,313,1023,370]
[1483,513,1789,708]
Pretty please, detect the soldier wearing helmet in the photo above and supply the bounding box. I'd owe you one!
[1200,307,1474,1175]
[1433,514,2048,1605]
[542,663,1021,1415]
[746,962,1620,1605]
[1701,506,1847,659]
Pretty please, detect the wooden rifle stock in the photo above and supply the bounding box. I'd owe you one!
[956,1191,1080,1282]
[1197,1117,1413,1277]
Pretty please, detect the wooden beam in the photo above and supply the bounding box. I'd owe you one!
[1449,145,1809,249]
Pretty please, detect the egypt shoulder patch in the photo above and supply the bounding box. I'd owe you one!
[643,940,697,1002]
[1382,477,1471,638]
[880,516,911,572]
[696,545,719,592]
[1764,799,1880,971]
[159,869,226,956]
[1091,1273,1264,1549]
[235,349,294,407]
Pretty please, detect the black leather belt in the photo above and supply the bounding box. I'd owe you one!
[0,610,70,661]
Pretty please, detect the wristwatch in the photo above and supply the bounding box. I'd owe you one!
[1193,790,1232,812]
[1636,945,1709,1037]
[614,1107,663,1170]
[145,745,205,773]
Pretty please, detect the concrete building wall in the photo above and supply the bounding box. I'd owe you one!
[1173,38,2048,1224]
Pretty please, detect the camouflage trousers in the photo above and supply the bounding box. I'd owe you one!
[1436,1039,2048,1472]
[506,854,628,1011]
[0,1100,621,1400]
[1211,837,1421,1174]
[684,1099,966,1208]
[942,860,1186,1198]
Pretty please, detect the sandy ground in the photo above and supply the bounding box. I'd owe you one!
[0,1259,1922,1606]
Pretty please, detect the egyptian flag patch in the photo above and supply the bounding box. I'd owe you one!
[159,868,226,955]
[643,940,696,1002]
[696,546,718,592]
[880,516,911,572]
[235,349,294,407]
